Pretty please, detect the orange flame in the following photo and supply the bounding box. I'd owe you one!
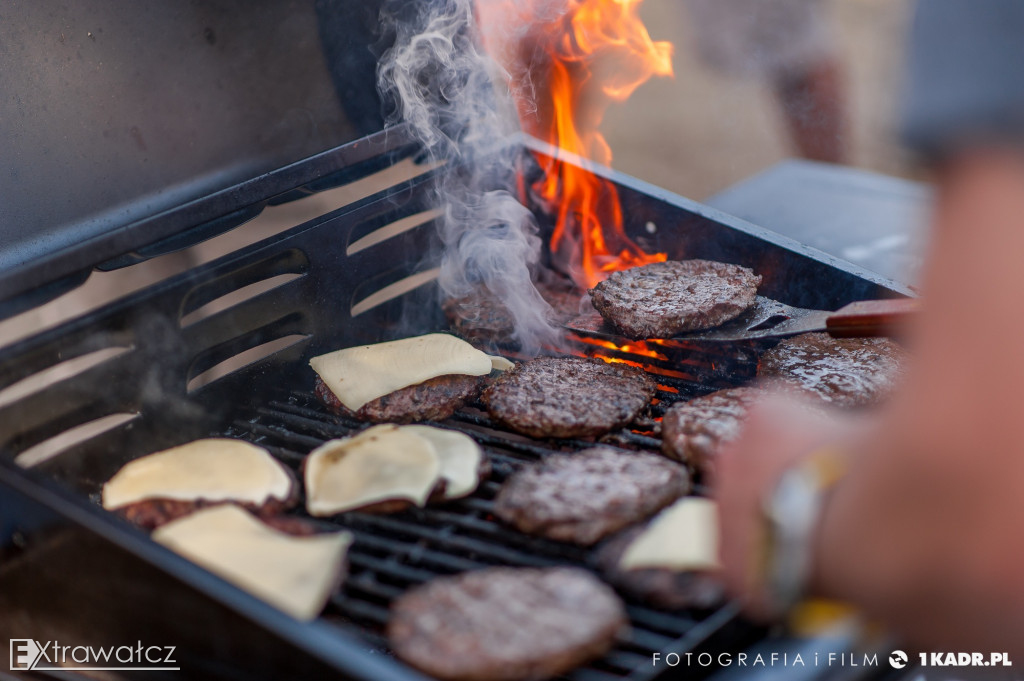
[575,336,667,361]
[478,0,673,289]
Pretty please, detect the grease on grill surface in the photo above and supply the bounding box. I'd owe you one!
[588,260,762,339]
[483,357,657,439]
[388,567,628,681]
[495,447,689,546]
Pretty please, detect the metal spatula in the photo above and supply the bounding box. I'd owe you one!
[565,296,918,343]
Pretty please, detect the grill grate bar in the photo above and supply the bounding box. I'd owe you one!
[328,593,391,626]
[346,552,441,584]
[343,575,406,601]
[338,512,571,568]
[345,528,490,573]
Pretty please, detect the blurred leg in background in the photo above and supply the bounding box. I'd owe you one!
[686,0,848,163]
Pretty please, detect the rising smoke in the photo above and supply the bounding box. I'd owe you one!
[377,0,560,354]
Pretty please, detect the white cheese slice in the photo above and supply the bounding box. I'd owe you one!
[102,439,292,510]
[619,497,720,572]
[153,505,352,621]
[309,333,494,412]
[488,355,515,372]
[305,425,441,516]
[402,425,483,499]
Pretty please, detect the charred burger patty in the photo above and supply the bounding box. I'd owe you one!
[660,387,762,474]
[388,566,627,681]
[494,447,689,545]
[482,357,656,439]
[588,259,761,339]
[757,332,906,408]
[315,373,483,423]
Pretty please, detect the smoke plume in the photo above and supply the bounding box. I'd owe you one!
[377,0,560,354]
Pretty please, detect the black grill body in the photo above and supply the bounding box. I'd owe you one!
[0,137,910,681]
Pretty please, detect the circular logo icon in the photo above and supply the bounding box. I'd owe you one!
[889,651,908,669]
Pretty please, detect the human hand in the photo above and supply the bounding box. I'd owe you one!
[713,394,851,621]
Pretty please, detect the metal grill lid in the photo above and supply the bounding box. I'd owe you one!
[0,0,404,314]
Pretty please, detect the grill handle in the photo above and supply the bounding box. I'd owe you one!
[826,298,920,338]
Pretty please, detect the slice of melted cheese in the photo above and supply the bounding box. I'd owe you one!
[619,497,720,572]
[153,505,352,621]
[305,425,442,516]
[403,425,483,499]
[102,439,293,510]
[309,333,500,412]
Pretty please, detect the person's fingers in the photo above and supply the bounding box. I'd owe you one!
[713,395,845,617]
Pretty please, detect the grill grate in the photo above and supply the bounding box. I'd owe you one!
[222,338,765,681]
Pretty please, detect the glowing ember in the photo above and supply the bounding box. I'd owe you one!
[575,336,667,361]
[477,0,673,288]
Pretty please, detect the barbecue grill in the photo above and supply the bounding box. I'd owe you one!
[0,4,912,680]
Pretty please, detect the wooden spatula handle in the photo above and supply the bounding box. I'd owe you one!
[826,298,919,338]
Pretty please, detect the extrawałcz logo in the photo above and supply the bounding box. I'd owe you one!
[10,639,178,672]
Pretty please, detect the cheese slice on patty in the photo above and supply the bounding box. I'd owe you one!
[619,497,720,572]
[305,425,442,516]
[153,505,352,621]
[102,439,293,510]
[309,333,499,412]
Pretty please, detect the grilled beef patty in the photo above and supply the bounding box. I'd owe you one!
[117,496,304,532]
[757,332,906,408]
[661,387,763,474]
[483,357,656,439]
[115,464,301,531]
[444,280,586,346]
[588,260,762,339]
[388,567,627,681]
[314,374,483,423]
[494,447,689,545]
[595,524,725,611]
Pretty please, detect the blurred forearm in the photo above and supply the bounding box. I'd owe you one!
[812,149,1024,652]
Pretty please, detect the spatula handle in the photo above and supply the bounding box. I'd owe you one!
[826,298,919,338]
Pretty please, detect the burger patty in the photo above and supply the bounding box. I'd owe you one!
[588,260,762,339]
[483,357,656,439]
[494,447,689,545]
[117,496,300,531]
[595,524,725,611]
[661,387,763,474]
[757,332,907,408]
[314,374,483,423]
[443,280,586,346]
[114,464,300,531]
[388,567,627,681]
